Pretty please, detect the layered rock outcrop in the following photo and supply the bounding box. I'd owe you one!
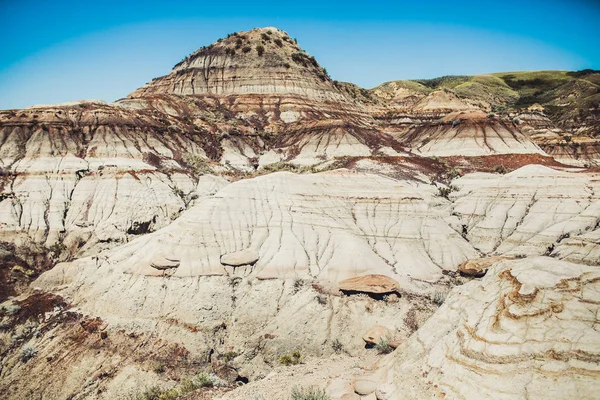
[370,256,600,399]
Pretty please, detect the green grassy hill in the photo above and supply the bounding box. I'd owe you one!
[371,69,600,135]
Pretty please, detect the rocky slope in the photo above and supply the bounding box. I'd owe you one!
[369,71,600,166]
[356,256,600,400]
[0,26,598,400]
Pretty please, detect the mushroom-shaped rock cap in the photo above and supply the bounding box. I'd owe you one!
[338,274,399,294]
[150,254,180,270]
[362,325,392,345]
[220,249,259,267]
[458,256,509,277]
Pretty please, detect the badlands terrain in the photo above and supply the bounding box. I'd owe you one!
[0,27,599,399]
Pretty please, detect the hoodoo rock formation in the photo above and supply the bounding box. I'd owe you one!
[0,27,598,400]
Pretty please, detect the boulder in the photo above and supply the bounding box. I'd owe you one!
[220,249,259,267]
[457,256,508,276]
[354,379,377,396]
[338,275,399,295]
[362,326,392,345]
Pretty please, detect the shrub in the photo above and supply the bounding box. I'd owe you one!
[494,165,508,174]
[291,52,306,65]
[375,338,393,354]
[437,186,453,199]
[261,33,270,41]
[431,291,446,306]
[48,242,66,258]
[279,350,302,366]
[293,278,304,293]
[195,372,223,388]
[153,363,166,374]
[290,386,331,400]
[222,351,238,363]
[21,345,38,362]
[331,339,343,353]
[242,46,251,53]
[274,38,283,47]
[256,45,265,56]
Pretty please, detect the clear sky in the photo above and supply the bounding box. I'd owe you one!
[1,0,599,109]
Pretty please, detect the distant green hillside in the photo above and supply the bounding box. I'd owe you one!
[373,69,600,136]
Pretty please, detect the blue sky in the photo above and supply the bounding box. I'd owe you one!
[1,0,599,109]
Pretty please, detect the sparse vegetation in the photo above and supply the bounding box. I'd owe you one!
[48,242,66,259]
[279,350,303,366]
[153,363,166,374]
[20,345,38,362]
[256,44,265,56]
[183,154,213,176]
[316,294,327,305]
[404,308,419,333]
[494,165,508,174]
[437,186,455,199]
[126,385,172,400]
[384,293,400,303]
[293,278,304,293]
[124,372,222,400]
[375,338,393,354]
[431,291,446,306]
[221,350,238,363]
[331,339,343,353]
[290,386,331,400]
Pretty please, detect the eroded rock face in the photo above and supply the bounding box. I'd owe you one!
[451,165,600,257]
[37,170,477,288]
[372,256,600,400]
[0,105,224,254]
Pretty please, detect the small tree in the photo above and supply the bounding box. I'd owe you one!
[256,45,265,56]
